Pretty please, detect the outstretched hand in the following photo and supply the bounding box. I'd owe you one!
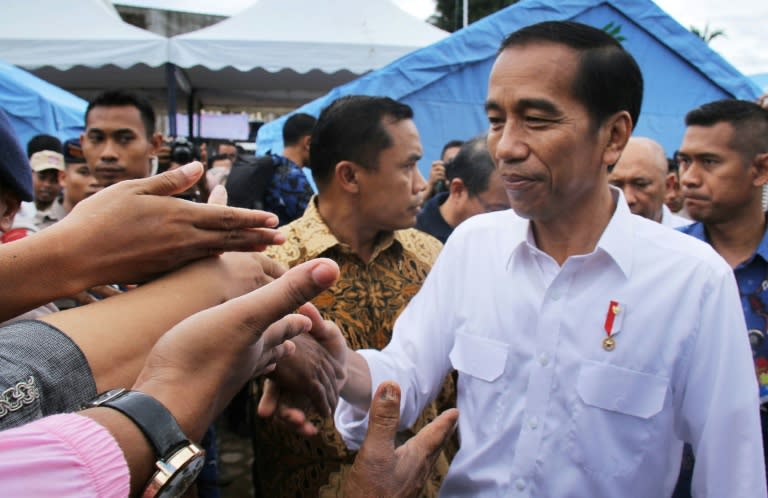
[132,258,340,441]
[257,303,347,436]
[342,381,459,498]
[52,161,286,287]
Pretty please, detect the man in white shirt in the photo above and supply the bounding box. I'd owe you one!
[330,21,765,497]
[608,136,690,228]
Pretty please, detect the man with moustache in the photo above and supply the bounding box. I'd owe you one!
[327,21,764,497]
[675,99,768,491]
[608,136,689,227]
[250,95,452,498]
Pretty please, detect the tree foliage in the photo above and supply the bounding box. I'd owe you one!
[428,0,518,32]
[690,23,726,44]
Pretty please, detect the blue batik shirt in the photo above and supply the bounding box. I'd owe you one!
[263,154,314,226]
[680,220,768,403]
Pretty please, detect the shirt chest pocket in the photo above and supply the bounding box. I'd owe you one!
[449,332,509,436]
[566,360,670,477]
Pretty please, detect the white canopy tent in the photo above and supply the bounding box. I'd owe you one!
[0,0,167,70]
[169,0,448,73]
[166,0,449,109]
[0,0,447,134]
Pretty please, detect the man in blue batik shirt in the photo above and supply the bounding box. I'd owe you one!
[263,113,316,225]
[675,99,768,494]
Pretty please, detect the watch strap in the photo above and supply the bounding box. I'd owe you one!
[95,390,189,458]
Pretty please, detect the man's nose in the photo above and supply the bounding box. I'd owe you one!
[623,186,637,204]
[495,122,529,164]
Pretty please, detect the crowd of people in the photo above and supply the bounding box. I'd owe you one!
[1,19,768,498]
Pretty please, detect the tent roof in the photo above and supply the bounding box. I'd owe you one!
[169,0,449,74]
[257,0,763,167]
[0,0,167,70]
[0,60,87,148]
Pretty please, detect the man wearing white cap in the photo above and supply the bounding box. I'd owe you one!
[29,149,65,218]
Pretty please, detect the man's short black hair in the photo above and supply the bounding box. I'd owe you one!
[441,139,464,160]
[85,89,156,138]
[500,21,643,130]
[283,113,317,147]
[309,96,413,187]
[685,99,768,163]
[446,135,496,196]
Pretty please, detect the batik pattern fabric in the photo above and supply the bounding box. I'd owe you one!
[251,197,452,498]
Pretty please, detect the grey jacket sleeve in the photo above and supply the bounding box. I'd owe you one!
[0,320,97,430]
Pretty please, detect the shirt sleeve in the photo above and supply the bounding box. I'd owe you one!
[0,413,129,497]
[677,262,767,497]
[0,320,97,430]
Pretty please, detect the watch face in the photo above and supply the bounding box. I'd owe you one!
[145,444,206,498]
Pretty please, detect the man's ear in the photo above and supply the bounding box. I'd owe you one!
[751,152,768,187]
[600,111,632,168]
[301,134,312,152]
[150,132,164,155]
[335,161,360,193]
[666,172,679,193]
[58,170,67,188]
[0,192,21,233]
[448,177,467,197]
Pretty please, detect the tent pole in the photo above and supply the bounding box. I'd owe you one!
[462,0,468,28]
[187,90,195,138]
[165,63,178,137]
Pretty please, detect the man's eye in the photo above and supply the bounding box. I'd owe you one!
[487,116,504,127]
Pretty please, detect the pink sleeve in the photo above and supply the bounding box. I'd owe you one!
[0,413,130,497]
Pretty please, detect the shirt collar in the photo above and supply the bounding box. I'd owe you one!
[682,214,768,264]
[298,196,400,260]
[507,186,633,278]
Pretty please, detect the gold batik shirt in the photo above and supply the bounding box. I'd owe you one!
[251,197,452,498]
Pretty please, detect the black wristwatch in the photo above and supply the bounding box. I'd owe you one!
[86,388,205,498]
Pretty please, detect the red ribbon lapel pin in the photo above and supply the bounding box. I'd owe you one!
[602,300,624,351]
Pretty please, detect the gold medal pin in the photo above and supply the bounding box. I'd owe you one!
[602,300,623,351]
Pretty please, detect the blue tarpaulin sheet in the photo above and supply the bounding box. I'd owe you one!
[0,59,86,150]
[257,0,762,177]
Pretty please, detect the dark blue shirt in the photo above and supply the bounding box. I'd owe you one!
[415,192,452,243]
[264,155,313,226]
[680,220,768,402]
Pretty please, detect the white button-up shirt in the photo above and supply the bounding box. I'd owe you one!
[336,191,765,497]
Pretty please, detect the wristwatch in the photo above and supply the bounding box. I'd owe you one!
[86,388,206,498]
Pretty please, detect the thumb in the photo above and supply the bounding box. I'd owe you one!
[134,161,204,197]
[226,258,340,335]
[362,381,402,450]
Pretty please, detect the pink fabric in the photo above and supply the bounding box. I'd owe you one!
[0,413,129,497]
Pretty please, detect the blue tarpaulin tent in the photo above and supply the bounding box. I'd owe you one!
[256,0,762,176]
[0,59,87,150]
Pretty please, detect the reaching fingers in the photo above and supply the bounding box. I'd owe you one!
[132,161,204,197]
[403,408,459,460]
[257,380,319,436]
[255,253,287,280]
[226,258,339,336]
